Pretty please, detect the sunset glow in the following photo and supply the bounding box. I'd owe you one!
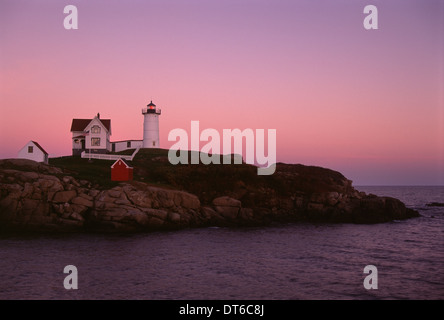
[1,0,443,185]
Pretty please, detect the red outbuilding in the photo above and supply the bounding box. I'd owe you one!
[111,158,133,181]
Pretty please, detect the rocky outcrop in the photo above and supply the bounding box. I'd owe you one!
[213,196,242,220]
[0,159,419,232]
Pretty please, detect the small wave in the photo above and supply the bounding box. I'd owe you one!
[404,239,419,243]
[426,202,444,207]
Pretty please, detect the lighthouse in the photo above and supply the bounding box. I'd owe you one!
[142,100,161,148]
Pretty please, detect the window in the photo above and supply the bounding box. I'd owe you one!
[127,141,131,148]
[28,146,33,153]
[91,125,101,134]
[91,138,101,146]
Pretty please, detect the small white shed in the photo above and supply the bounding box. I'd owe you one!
[17,140,49,164]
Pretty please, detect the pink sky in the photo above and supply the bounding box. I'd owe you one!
[1,0,443,185]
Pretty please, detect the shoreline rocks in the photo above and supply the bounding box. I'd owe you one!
[0,159,420,233]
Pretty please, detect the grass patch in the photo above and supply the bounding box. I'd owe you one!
[49,156,120,189]
[48,148,348,205]
[48,149,262,201]
[110,149,137,155]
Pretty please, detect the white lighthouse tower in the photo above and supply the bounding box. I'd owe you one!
[142,100,161,148]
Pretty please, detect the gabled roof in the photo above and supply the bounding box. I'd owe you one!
[30,140,48,155]
[71,118,111,132]
[111,158,133,169]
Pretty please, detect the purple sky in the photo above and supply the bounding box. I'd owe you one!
[0,0,443,185]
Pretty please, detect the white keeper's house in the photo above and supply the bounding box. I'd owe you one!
[70,113,112,156]
[70,101,161,156]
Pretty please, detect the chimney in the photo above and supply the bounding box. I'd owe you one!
[97,113,100,119]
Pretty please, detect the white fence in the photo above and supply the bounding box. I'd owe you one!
[81,147,140,161]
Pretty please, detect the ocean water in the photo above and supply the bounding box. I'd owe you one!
[0,186,442,300]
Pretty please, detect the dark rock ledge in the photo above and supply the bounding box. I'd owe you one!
[0,159,419,232]
[426,202,444,207]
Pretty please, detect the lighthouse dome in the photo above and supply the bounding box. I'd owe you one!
[147,101,156,109]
